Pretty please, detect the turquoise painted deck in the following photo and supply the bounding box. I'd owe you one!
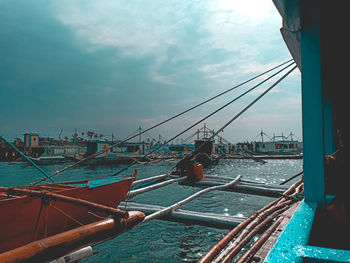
[70,175,131,189]
[267,0,349,261]
[265,201,350,262]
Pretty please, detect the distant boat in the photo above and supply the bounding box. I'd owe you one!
[77,140,151,165]
[25,155,73,165]
[194,139,220,167]
[8,145,86,165]
[252,140,302,155]
[33,145,86,164]
[236,131,303,157]
[41,145,86,158]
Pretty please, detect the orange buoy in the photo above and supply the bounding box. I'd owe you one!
[193,163,204,181]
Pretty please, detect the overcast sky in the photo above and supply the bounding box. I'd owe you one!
[0,0,302,143]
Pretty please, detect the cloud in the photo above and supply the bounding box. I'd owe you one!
[52,0,287,85]
[200,0,279,51]
[53,1,190,56]
[0,0,301,142]
[52,1,204,87]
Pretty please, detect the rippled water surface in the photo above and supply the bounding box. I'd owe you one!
[0,158,303,262]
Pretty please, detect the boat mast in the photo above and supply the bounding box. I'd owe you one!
[138,126,142,143]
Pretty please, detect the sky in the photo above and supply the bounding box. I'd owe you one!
[0,0,302,144]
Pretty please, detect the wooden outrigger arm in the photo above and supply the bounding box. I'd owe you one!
[0,187,129,219]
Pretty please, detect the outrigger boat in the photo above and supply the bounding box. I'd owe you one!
[0,173,133,251]
[0,135,145,262]
[2,0,349,261]
[0,172,145,262]
[198,1,350,262]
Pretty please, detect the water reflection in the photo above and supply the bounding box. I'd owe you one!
[0,158,303,262]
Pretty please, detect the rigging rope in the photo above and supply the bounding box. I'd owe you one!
[111,62,296,176]
[192,65,298,155]
[33,59,294,185]
[188,65,298,160]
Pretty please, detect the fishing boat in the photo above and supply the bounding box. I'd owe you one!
[229,131,303,161]
[198,1,350,262]
[1,0,349,261]
[249,131,303,156]
[0,135,145,263]
[75,140,151,165]
[263,0,350,261]
[2,132,86,164]
[194,139,220,167]
[26,145,86,165]
[191,124,221,167]
[0,171,140,252]
[24,155,73,165]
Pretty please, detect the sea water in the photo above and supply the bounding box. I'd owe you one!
[0,158,303,262]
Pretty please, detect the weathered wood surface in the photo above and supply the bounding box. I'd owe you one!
[236,217,283,263]
[120,202,246,229]
[248,202,300,263]
[214,206,290,263]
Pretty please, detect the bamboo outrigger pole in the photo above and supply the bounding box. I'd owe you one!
[141,175,242,224]
[128,176,186,198]
[235,217,284,263]
[199,179,303,263]
[120,202,245,229]
[0,211,145,263]
[279,171,303,185]
[131,173,169,187]
[215,205,290,263]
[240,150,267,164]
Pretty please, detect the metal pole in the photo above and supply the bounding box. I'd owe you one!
[0,133,54,182]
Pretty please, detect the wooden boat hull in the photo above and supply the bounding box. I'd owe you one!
[0,176,133,253]
[79,155,148,166]
[27,155,74,165]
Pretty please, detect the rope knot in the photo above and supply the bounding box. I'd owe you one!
[117,218,127,233]
[41,190,51,206]
[7,187,15,197]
